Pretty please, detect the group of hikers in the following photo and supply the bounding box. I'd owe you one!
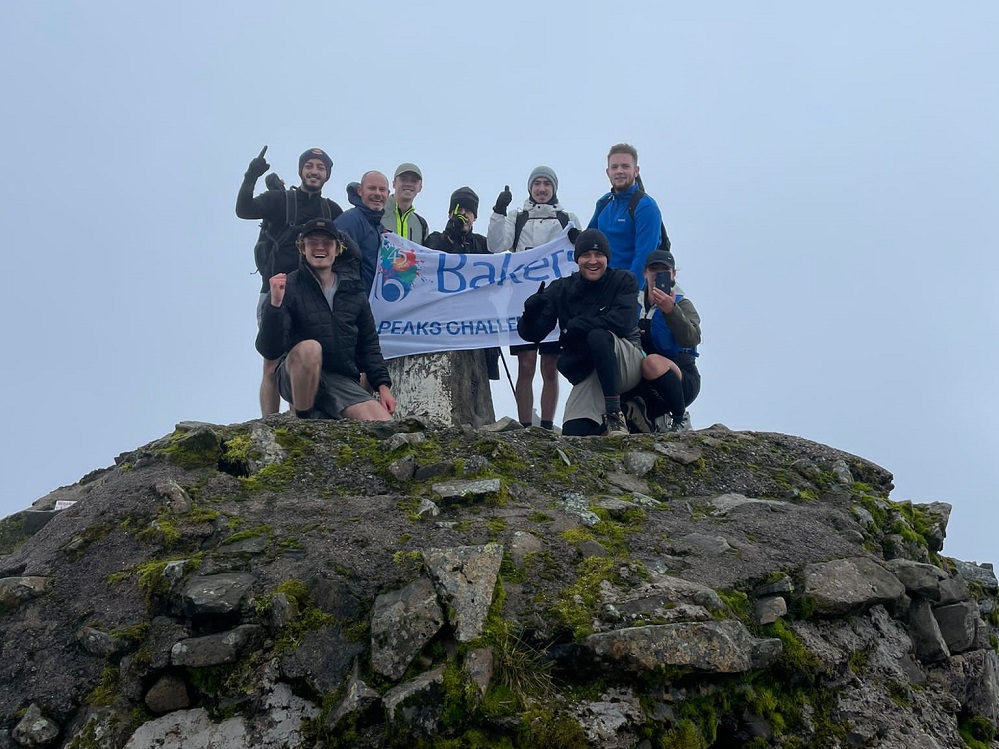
[235,143,701,436]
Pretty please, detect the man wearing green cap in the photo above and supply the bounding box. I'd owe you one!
[381,163,429,246]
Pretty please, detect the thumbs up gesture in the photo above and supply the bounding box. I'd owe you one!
[493,185,513,215]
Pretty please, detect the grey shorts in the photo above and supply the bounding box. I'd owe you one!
[563,335,644,425]
[275,361,375,418]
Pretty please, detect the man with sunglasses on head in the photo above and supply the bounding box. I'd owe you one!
[256,218,395,422]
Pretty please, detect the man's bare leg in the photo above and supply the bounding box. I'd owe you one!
[260,358,281,415]
[539,352,560,424]
[285,340,323,412]
[342,398,392,421]
[514,349,538,425]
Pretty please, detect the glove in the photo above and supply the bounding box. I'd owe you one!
[493,185,513,215]
[522,281,550,315]
[444,212,468,241]
[245,146,269,181]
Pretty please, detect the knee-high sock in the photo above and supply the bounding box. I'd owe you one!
[587,329,618,398]
[651,370,685,422]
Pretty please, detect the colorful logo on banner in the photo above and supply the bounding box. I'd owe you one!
[377,234,420,302]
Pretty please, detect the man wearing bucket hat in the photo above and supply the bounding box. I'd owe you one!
[517,228,643,438]
[236,146,345,415]
[487,166,580,430]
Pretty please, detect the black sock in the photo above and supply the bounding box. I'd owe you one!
[651,371,685,423]
[540,420,554,430]
[520,420,532,428]
[604,395,621,414]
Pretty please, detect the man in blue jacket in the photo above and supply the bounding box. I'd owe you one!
[335,170,389,295]
[587,143,666,288]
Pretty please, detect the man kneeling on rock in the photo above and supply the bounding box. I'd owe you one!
[256,218,396,421]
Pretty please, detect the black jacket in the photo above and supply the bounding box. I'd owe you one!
[255,243,391,389]
[518,267,640,384]
[236,180,344,291]
[425,228,489,254]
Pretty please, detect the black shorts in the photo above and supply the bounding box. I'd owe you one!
[509,340,560,356]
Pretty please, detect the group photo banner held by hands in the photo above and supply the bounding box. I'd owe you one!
[370,230,577,360]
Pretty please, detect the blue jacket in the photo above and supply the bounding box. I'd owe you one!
[334,186,385,295]
[587,183,663,288]
[646,293,699,359]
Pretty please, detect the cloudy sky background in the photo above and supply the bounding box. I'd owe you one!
[1,3,995,563]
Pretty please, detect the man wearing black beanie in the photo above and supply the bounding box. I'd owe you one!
[236,146,345,416]
[517,228,644,437]
[422,186,498,422]
[426,187,488,254]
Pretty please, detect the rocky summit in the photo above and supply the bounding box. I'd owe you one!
[0,416,997,749]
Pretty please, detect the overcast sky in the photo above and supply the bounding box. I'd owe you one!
[1,2,995,564]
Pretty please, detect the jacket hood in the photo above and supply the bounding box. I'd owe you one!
[347,186,386,225]
[521,199,565,214]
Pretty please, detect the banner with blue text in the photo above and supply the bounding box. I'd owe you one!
[370,229,577,360]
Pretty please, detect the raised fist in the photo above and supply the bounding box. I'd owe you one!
[268,272,287,307]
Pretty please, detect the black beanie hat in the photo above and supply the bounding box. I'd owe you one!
[299,148,333,175]
[572,228,611,263]
[449,186,479,217]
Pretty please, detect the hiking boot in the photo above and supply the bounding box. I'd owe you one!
[665,411,691,433]
[602,410,630,438]
[624,397,652,434]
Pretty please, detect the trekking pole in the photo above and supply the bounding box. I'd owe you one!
[498,349,516,399]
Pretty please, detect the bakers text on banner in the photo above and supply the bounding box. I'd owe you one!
[369,230,577,360]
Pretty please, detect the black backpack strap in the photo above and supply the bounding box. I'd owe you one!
[510,211,530,252]
[417,214,429,243]
[286,188,297,230]
[626,189,646,220]
[594,194,613,219]
[556,210,569,228]
[321,198,331,221]
[627,188,671,251]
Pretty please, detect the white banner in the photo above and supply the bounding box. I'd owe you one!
[369,229,578,360]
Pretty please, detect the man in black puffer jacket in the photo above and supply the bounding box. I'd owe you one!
[256,218,395,421]
[517,229,643,437]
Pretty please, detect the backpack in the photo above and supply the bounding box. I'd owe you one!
[252,187,332,277]
[510,209,569,251]
[593,176,670,252]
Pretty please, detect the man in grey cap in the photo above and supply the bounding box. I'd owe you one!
[381,162,429,245]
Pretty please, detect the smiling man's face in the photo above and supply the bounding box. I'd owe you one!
[299,231,340,270]
[577,249,608,281]
[300,158,330,192]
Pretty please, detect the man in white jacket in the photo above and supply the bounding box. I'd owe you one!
[487,166,580,429]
